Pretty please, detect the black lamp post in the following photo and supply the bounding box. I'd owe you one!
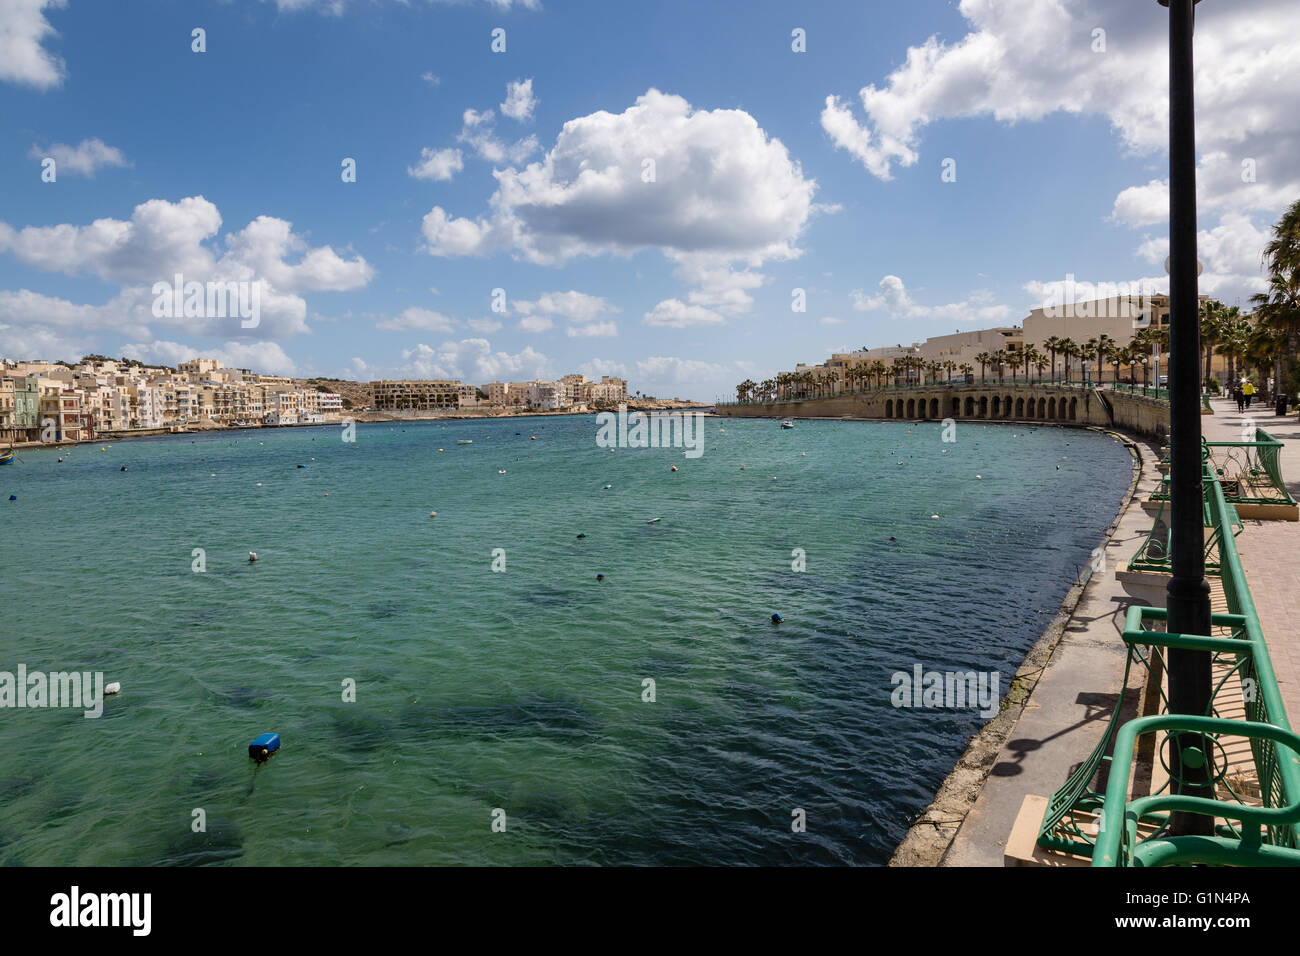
[1160,0,1214,835]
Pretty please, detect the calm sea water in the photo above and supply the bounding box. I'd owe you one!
[0,415,1130,865]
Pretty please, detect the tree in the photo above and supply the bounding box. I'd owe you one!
[1043,335,1063,381]
[1258,197,1300,397]
[975,351,992,383]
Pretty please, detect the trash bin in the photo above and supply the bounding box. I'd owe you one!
[1276,393,1290,416]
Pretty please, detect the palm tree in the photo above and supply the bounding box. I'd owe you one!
[1005,350,1024,383]
[975,351,992,383]
[1058,338,1077,384]
[735,379,756,403]
[958,362,973,383]
[1259,197,1300,397]
[1043,335,1064,382]
[1199,298,1225,389]
[1094,333,1113,384]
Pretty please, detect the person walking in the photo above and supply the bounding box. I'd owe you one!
[1243,379,1256,409]
[1234,383,1245,413]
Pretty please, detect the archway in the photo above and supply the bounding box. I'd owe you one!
[906,398,915,418]
[964,396,975,416]
[979,396,989,417]
[992,396,1001,417]
[951,397,960,417]
[930,398,939,419]
[1038,397,1046,418]
[1069,397,1077,421]
[1015,397,1025,417]
[1048,397,1056,419]
[886,399,893,418]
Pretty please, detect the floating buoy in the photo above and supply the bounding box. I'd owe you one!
[297,463,305,468]
[740,465,745,470]
[801,452,806,456]
[646,517,662,524]
[256,482,262,487]
[438,448,443,452]
[603,483,612,489]
[323,493,328,497]
[105,682,121,696]
[770,613,783,624]
[248,732,281,763]
[975,474,982,479]
[931,514,940,519]
[670,465,678,472]
[58,458,63,462]
[498,470,506,475]
[889,536,897,542]
[248,552,258,562]
[576,532,586,539]
[530,436,536,441]
[120,466,127,471]
[609,448,615,452]
[596,573,605,582]
[7,495,15,501]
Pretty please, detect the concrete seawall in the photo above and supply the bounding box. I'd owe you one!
[716,384,1169,441]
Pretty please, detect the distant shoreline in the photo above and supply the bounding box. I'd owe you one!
[7,401,715,450]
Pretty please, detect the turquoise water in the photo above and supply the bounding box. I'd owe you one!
[0,415,1131,865]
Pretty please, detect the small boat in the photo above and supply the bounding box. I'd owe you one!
[0,445,14,465]
[456,439,473,445]
[646,517,662,524]
[780,420,794,429]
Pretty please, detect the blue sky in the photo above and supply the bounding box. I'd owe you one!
[1,0,1296,399]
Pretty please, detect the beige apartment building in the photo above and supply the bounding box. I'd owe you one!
[371,379,464,411]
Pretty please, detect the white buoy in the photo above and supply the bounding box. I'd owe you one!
[249,552,258,562]
[105,682,121,696]
[429,511,437,518]
[931,514,940,519]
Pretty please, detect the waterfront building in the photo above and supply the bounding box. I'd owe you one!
[371,379,463,411]
[525,380,562,410]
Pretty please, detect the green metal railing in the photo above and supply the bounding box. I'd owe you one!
[1204,428,1297,505]
[1152,433,1294,506]
[1039,460,1300,865]
[1107,382,1171,402]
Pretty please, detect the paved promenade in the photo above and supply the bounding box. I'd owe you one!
[1202,395,1300,722]
[939,396,1300,866]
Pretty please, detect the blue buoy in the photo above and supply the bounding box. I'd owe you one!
[770,613,783,624]
[596,573,605,582]
[297,464,305,469]
[249,732,281,762]
[7,495,15,501]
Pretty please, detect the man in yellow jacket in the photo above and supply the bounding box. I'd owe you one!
[1243,379,1256,409]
